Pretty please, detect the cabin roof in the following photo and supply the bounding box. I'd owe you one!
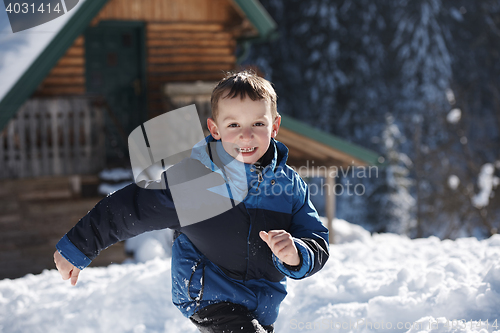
[232,0,278,42]
[277,115,382,167]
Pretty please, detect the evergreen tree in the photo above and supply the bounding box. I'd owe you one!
[382,114,416,235]
[440,1,500,237]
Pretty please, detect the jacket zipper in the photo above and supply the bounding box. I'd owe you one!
[245,167,263,281]
[256,166,264,188]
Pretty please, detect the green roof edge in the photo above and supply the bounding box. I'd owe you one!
[232,0,279,42]
[280,115,382,166]
[0,0,110,132]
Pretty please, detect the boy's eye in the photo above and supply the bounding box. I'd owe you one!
[254,122,265,126]
[228,123,239,128]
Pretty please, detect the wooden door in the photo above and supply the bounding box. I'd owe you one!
[85,21,146,164]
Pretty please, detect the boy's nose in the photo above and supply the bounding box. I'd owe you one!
[240,128,253,140]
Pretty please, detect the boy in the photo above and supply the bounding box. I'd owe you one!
[54,71,329,332]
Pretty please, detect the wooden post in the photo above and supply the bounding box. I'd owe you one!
[40,101,49,176]
[73,101,81,174]
[7,119,15,178]
[0,121,4,178]
[17,104,26,178]
[325,171,336,244]
[29,100,40,178]
[49,99,62,175]
[94,105,106,170]
[62,99,72,175]
[82,98,92,168]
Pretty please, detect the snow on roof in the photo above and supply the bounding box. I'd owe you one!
[0,0,86,102]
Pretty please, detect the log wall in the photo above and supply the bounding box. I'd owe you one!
[37,36,86,97]
[146,22,237,116]
[90,0,241,24]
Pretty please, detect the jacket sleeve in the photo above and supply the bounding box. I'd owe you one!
[273,174,329,279]
[56,173,180,269]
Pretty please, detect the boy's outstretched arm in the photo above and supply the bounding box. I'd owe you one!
[55,175,180,284]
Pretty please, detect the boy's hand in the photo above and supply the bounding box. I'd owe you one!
[53,250,81,286]
[259,230,301,267]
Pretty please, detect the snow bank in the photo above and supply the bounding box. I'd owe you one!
[1,220,500,333]
[0,259,194,333]
[282,226,500,333]
[326,217,372,244]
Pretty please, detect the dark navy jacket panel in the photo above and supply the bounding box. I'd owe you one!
[179,202,251,280]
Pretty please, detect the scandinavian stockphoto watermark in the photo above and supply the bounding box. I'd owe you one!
[3,0,79,33]
[289,317,499,331]
[293,162,379,197]
[248,160,379,198]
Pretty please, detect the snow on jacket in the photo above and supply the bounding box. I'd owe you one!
[56,135,329,325]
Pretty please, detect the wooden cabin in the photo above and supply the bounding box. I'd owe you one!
[0,0,380,280]
[1,0,277,169]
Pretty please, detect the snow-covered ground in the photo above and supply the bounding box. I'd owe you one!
[1,219,500,333]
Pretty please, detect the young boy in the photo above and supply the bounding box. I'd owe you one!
[54,71,329,332]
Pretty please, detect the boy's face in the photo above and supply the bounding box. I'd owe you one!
[207,95,281,165]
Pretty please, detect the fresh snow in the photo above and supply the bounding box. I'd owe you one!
[97,168,134,196]
[445,89,456,105]
[472,164,499,209]
[1,219,500,333]
[448,175,460,190]
[124,229,174,263]
[446,108,462,124]
[99,168,134,182]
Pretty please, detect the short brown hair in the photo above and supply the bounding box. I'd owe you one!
[211,70,278,121]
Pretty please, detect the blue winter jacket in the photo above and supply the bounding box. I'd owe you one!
[56,136,329,326]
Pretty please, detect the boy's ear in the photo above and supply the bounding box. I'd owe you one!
[207,118,221,140]
[271,115,281,138]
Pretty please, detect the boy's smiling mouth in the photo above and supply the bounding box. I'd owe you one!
[237,147,256,153]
